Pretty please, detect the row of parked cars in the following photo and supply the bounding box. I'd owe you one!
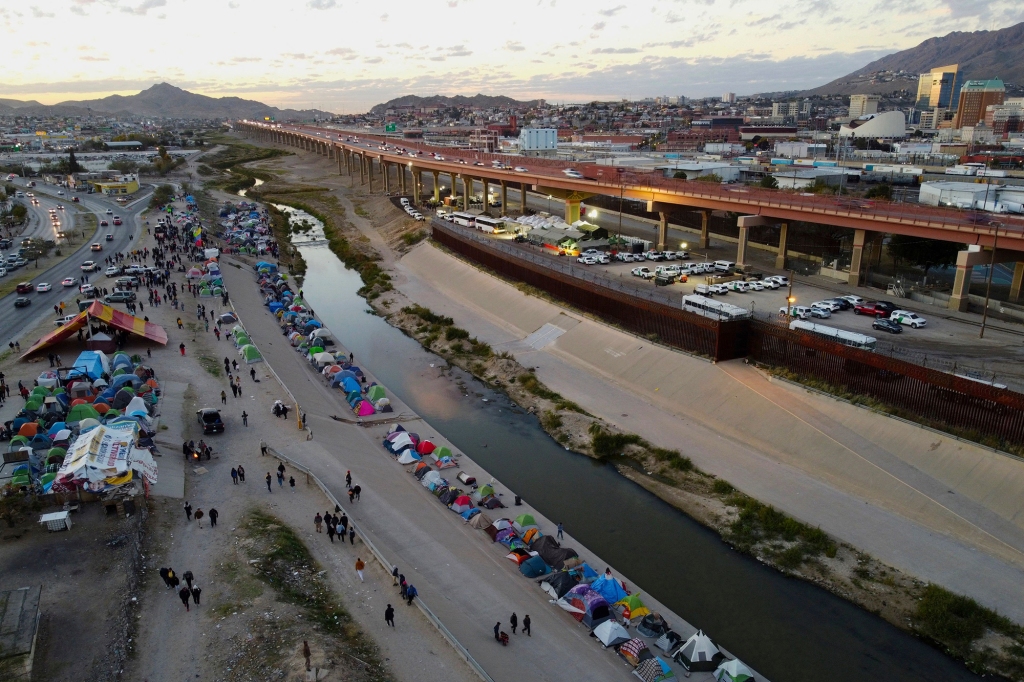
[780,296,928,333]
[398,198,425,221]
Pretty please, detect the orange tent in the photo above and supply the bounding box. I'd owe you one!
[18,422,39,437]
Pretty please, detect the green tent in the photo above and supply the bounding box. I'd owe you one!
[514,514,536,528]
[232,325,246,335]
[105,409,122,418]
[366,385,386,402]
[235,333,251,347]
[714,659,754,682]
[240,344,263,364]
[31,386,50,397]
[614,593,651,620]
[52,387,66,395]
[112,368,126,376]
[434,446,452,459]
[24,399,42,412]
[10,436,29,447]
[477,484,494,498]
[67,403,101,423]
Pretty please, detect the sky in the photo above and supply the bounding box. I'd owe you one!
[2,0,1023,113]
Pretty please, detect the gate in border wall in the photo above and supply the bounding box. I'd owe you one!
[431,221,749,361]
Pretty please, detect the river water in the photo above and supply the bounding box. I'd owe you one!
[295,240,979,682]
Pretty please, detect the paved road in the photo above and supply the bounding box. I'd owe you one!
[1,178,151,348]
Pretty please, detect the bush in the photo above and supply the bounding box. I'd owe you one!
[916,585,1018,656]
[760,175,779,189]
[712,479,734,495]
[402,230,427,246]
[591,431,642,459]
[540,411,563,430]
[402,305,453,326]
[445,327,469,341]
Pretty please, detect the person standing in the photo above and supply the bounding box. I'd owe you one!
[159,567,170,588]
[195,509,204,527]
[277,470,284,487]
[183,570,194,591]
[231,467,238,484]
[493,622,501,642]
[266,472,272,492]
[392,565,399,586]
[237,466,245,482]
[250,367,256,381]
[289,476,295,492]
[191,584,201,605]
[557,522,564,541]
[346,470,352,489]
[339,514,348,536]
[523,614,531,636]
[353,485,361,501]
[405,584,417,605]
[355,558,365,582]
[348,527,355,545]
[242,411,248,427]
[327,523,336,543]
[314,513,323,533]
[184,502,193,521]
[220,390,227,405]
[385,604,395,628]
[209,508,219,527]
[179,343,186,356]
[179,585,192,611]
[510,612,518,635]
[303,641,312,672]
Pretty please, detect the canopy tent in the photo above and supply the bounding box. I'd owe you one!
[593,620,631,648]
[674,630,724,672]
[714,659,754,682]
[615,593,652,621]
[21,302,168,358]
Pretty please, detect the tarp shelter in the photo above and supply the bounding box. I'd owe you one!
[540,572,579,600]
[590,575,629,605]
[68,351,110,380]
[674,630,724,672]
[21,302,169,358]
[57,422,137,490]
[616,593,652,621]
[396,450,421,465]
[634,657,675,682]
[714,659,754,682]
[531,535,578,569]
[593,620,631,648]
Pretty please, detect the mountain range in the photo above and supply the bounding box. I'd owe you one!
[0,83,331,120]
[369,94,541,115]
[805,21,1024,97]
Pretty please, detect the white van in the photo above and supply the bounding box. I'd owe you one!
[714,260,735,272]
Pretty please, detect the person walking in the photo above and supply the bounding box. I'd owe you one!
[159,567,170,588]
[346,470,352,489]
[314,513,323,533]
[237,466,245,482]
[250,367,256,381]
[339,514,348,536]
[327,523,336,543]
[289,476,295,491]
[277,470,284,487]
[221,390,227,405]
[195,509,204,527]
[523,614,531,636]
[242,411,248,427]
[179,585,192,611]
[353,485,361,501]
[348,488,355,504]
[169,572,180,590]
[183,570,194,591]
[494,622,501,642]
[355,558,365,582]
[405,584,417,605]
[510,612,518,635]
[209,508,218,527]
[231,467,238,484]
[179,343,186,356]
[392,565,399,586]
[191,584,201,605]
[184,502,193,521]
[385,604,395,627]
[303,641,312,672]
[277,462,285,478]
[265,472,272,492]
[348,527,355,545]
[557,522,564,541]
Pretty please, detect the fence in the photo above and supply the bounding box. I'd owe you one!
[749,320,1024,446]
[431,220,749,360]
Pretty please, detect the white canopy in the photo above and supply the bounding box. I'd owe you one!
[312,352,336,366]
[396,451,421,465]
[678,630,721,664]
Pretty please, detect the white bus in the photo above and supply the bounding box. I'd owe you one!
[451,212,476,228]
[788,320,877,350]
[475,216,506,234]
[683,294,750,322]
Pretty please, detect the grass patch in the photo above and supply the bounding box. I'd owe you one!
[724,493,836,567]
[712,479,735,495]
[916,584,1020,658]
[198,356,222,377]
[401,230,426,246]
[540,411,563,430]
[403,304,453,326]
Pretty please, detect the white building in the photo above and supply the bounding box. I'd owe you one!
[839,111,907,138]
[774,141,828,158]
[518,128,558,157]
[918,181,1023,213]
[660,162,741,182]
[772,101,800,118]
[722,92,736,103]
[772,167,851,189]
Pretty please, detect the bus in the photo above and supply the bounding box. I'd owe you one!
[788,320,876,350]
[682,294,750,322]
[475,216,506,234]
[451,212,476,228]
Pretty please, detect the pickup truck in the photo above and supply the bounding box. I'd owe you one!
[631,267,654,279]
[853,300,897,318]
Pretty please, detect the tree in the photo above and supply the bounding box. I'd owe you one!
[693,173,723,183]
[886,235,961,280]
[865,184,892,200]
[68,150,82,174]
[109,159,140,173]
[760,175,779,189]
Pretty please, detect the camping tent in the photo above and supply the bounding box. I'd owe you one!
[615,593,652,621]
[714,659,754,682]
[467,511,492,529]
[531,535,578,569]
[620,639,653,667]
[396,450,421,465]
[564,585,611,629]
[634,657,676,682]
[485,518,514,540]
[593,620,631,648]
[519,555,550,578]
[240,345,264,364]
[674,630,724,672]
[450,495,473,514]
[513,514,537,534]
[590,575,628,604]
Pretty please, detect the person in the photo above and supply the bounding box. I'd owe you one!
[184,570,194,590]
[314,513,323,533]
[277,462,285,477]
[605,567,613,579]
[303,641,312,672]
[159,567,170,588]
[494,622,501,642]
[260,441,268,456]
[557,522,564,541]
[348,488,355,504]
[237,466,245,482]
[353,485,361,501]
[392,565,399,586]
[179,342,186,356]
[348,527,355,545]
[327,523,336,543]
[405,584,417,605]
[385,604,395,628]
[195,509,204,527]
[510,612,518,635]
[169,572,180,590]
[346,470,352,489]
[191,584,201,605]
[231,467,238,484]
[179,585,192,611]
[355,557,365,582]
[266,472,272,492]
[398,575,407,598]
[339,513,348,535]
[289,475,295,491]
[277,470,284,487]
[177,317,183,329]
[242,411,248,427]
[221,390,227,405]
[523,614,531,636]
[184,502,192,521]
[250,367,256,381]
[209,508,218,527]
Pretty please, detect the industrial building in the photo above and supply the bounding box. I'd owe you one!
[518,128,558,157]
[918,181,1024,213]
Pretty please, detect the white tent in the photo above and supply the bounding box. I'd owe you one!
[312,352,336,367]
[396,450,421,465]
[57,422,138,487]
[420,470,444,488]
[675,630,724,672]
[715,659,754,682]
[389,433,414,451]
[593,620,631,648]
[125,396,148,417]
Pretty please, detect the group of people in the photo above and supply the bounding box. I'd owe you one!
[494,612,531,644]
[159,567,202,612]
[313,507,354,544]
[183,501,218,528]
[182,439,212,461]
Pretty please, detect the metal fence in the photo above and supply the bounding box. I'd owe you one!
[432,220,749,360]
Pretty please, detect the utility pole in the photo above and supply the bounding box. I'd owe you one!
[786,272,795,321]
[980,222,1001,339]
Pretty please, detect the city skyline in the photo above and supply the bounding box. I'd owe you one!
[2,0,1022,113]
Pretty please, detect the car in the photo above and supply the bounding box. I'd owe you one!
[853,300,897,317]
[766,275,789,286]
[616,252,635,262]
[872,318,902,334]
[596,254,611,264]
[80,261,98,272]
[62,277,76,287]
[890,310,927,328]
[35,282,51,292]
[0,268,7,278]
[811,300,840,312]
[474,161,485,166]
[54,315,78,327]
[105,209,113,214]
[105,233,114,241]
[747,281,765,291]
[112,218,122,225]
[197,408,225,434]
[829,297,852,310]
[760,279,779,289]
[513,166,529,172]
[56,204,64,210]
[780,305,811,319]
[563,170,584,179]
[809,306,832,319]
[72,197,80,203]
[80,283,96,295]
[694,284,715,296]
[576,256,598,265]
[631,266,654,279]
[124,264,145,275]
[99,220,109,227]
[57,190,64,195]
[709,284,729,295]
[14,297,31,308]
[103,291,136,304]
[14,258,28,268]
[105,266,122,276]
[16,282,33,294]
[839,295,864,306]
[91,243,102,251]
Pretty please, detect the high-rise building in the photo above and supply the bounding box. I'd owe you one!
[985,98,1024,138]
[722,92,736,103]
[916,64,961,109]
[953,79,1005,129]
[849,94,880,118]
[771,101,800,118]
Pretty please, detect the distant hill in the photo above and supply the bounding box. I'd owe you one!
[0,83,331,120]
[805,22,1024,97]
[369,93,541,115]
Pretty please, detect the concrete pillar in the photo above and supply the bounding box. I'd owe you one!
[400,166,407,195]
[432,171,440,203]
[736,226,749,268]
[1011,262,1024,302]
[564,197,581,224]
[382,160,391,193]
[948,255,973,312]
[848,228,866,287]
[699,210,710,249]
[776,222,788,270]
[482,179,489,211]
[462,176,472,210]
[368,157,375,192]
[656,212,668,251]
[337,149,343,174]
[520,183,527,213]
[359,154,366,185]
[500,181,508,212]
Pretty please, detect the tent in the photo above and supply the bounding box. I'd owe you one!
[593,620,631,648]
[620,639,653,667]
[467,511,492,529]
[412,462,430,479]
[638,613,669,638]
[590,575,629,605]
[68,351,110,380]
[634,657,676,682]
[513,514,537,534]
[674,630,724,672]
[714,659,754,682]
[434,446,453,460]
[356,401,375,417]
[519,555,550,578]
[450,495,473,514]
[521,528,540,545]
[66,403,101,424]
[531,535,578,569]
[615,593,652,621]
[505,548,533,565]
[396,450,421,465]
[420,470,444,488]
[365,385,386,402]
[485,518,514,540]
[240,345,264,364]
[564,585,611,629]
[313,352,336,367]
[540,572,578,600]
[415,439,435,455]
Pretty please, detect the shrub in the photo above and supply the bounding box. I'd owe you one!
[712,479,735,495]
[916,585,1018,656]
[445,327,470,341]
[540,411,563,430]
[402,230,427,246]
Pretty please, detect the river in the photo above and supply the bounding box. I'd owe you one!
[294,237,980,682]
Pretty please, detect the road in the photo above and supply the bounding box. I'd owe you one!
[1,178,151,349]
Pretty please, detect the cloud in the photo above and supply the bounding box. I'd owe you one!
[364,56,382,64]
[379,12,388,21]
[505,41,525,52]
[592,47,641,54]
[599,4,625,16]
[327,47,358,59]
[121,0,166,15]
[80,55,109,62]
[307,0,335,7]
[591,21,606,30]
[31,6,55,17]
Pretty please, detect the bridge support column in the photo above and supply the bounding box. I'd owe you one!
[776,222,788,270]
[657,212,668,251]
[412,169,421,204]
[337,149,343,174]
[462,176,472,210]
[359,155,366,185]
[432,171,440,203]
[500,181,507,212]
[382,161,390,193]
[368,157,375,192]
[564,192,584,224]
[481,179,489,211]
[849,229,867,287]
[736,215,768,269]
[699,210,710,249]
[328,144,334,160]
[400,166,407,195]
[1011,262,1024,302]
[948,253,974,312]
[520,183,526,213]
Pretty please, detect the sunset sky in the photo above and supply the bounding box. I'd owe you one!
[2,0,1021,112]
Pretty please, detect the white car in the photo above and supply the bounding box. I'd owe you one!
[513,167,529,173]
[809,306,832,319]
[105,266,121,276]
[62,277,76,287]
[631,266,654,279]
[890,310,927,328]
[767,275,789,286]
[747,281,765,291]
[577,256,598,265]
[105,209,113,214]
[760,279,780,289]
[841,295,865,306]
[811,300,840,311]
[726,281,748,292]
[709,284,729,295]
[616,253,635,262]
[80,261,98,272]
[36,282,51,292]
[563,170,584,179]
[780,305,810,319]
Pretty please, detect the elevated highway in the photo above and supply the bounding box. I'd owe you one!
[236,120,1024,311]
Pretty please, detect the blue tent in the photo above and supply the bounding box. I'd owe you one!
[111,374,141,390]
[269,302,283,313]
[460,508,481,521]
[341,377,360,394]
[589,575,628,604]
[46,422,67,436]
[68,351,107,380]
[520,556,551,578]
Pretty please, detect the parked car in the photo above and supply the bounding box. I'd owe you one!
[105,266,122,276]
[747,281,765,291]
[767,275,789,286]
[811,300,840,312]
[576,256,598,265]
[840,295,865,306]
[197,408,225,434]
[709,284,729,295]
[829,297,852,310]
[103,291,136,304]
[809,306,832,319]
[890,310,927,328]
[872,318,902,334]
[513,167,529,173]
[780,305,811,319]
[854,300,897,317]
[615,252,635,262]
[631,266,654,279]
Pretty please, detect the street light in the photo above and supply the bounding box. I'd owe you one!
[588,210,598,219]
